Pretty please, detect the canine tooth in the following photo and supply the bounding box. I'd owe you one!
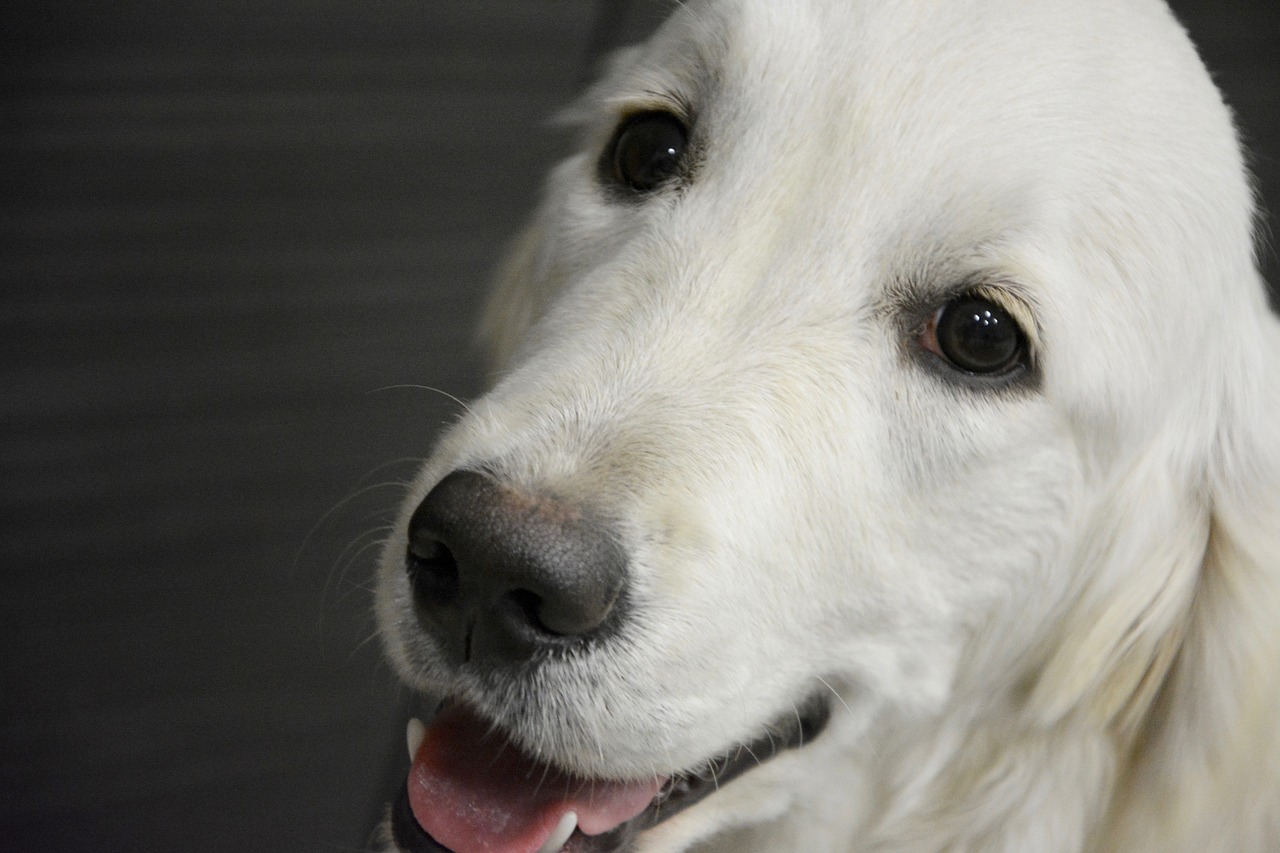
[406,718,426,760]
[536,811,577,853]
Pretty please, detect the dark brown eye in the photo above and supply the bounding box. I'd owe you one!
[608,111,689,193]
[923,295,1027,375]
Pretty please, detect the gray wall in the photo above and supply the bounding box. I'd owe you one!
[2,2,1276,851]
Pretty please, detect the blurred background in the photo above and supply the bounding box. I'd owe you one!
[1,2,1276,851]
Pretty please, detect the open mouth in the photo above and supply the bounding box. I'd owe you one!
[390,695,831,853]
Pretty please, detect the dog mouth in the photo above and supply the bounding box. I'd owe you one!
[390,695,831,853]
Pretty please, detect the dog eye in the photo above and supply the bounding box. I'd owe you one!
[607,111,690,193]
[922,295,1028,376]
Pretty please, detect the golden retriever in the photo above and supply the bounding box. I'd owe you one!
[375,0,1280,850]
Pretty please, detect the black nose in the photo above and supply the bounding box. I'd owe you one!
[404,470,628,666]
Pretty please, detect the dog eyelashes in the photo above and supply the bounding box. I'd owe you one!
[920,293,1030,378]
[605,110,691,193]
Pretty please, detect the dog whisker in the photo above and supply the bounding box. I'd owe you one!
[369,383,474,416]
[814,676,855,720]
[296,479,408,577]
[327,526,395,599]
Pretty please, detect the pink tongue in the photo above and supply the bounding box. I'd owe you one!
[407,706,665,853]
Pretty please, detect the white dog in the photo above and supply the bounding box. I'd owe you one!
[375,0,1280,850]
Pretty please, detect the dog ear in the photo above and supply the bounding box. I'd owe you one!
[477,46,651,378]
[1026,438,1209,738]
[476,219,556,378]
[1105,320,1280,846]
[1033,313,1280,845]
[477,44,653,378]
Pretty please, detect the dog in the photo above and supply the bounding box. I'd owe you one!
[374,0,1280,850]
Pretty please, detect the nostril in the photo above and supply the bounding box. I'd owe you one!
[405,538,459,606]
[504,588,547,632]
[493,588,604,639]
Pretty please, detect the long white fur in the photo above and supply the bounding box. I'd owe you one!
[376,0,1280,850]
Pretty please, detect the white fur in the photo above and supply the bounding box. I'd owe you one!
[376,0,1280,850]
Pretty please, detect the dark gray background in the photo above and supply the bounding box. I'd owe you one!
[2,2,1276,851]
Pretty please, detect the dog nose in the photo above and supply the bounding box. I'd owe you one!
[404,470,628,665]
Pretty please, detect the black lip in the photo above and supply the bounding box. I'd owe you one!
[390,695,831,853]
[390,784,451,853]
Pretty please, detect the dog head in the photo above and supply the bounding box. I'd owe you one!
[376,1,1279,850]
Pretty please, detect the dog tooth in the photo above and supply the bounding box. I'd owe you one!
[536,811,577,853]
[406,718,426,760]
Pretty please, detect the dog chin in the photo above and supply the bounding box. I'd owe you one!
[382,691,832,853]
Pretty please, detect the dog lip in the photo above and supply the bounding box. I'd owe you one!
[389,694,832,852]
[390,783,451,853]
[636,693,832,832]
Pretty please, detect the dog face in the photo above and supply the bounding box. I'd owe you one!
[377,1,1276,850]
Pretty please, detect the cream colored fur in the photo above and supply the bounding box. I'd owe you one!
[377,0,1280,849]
